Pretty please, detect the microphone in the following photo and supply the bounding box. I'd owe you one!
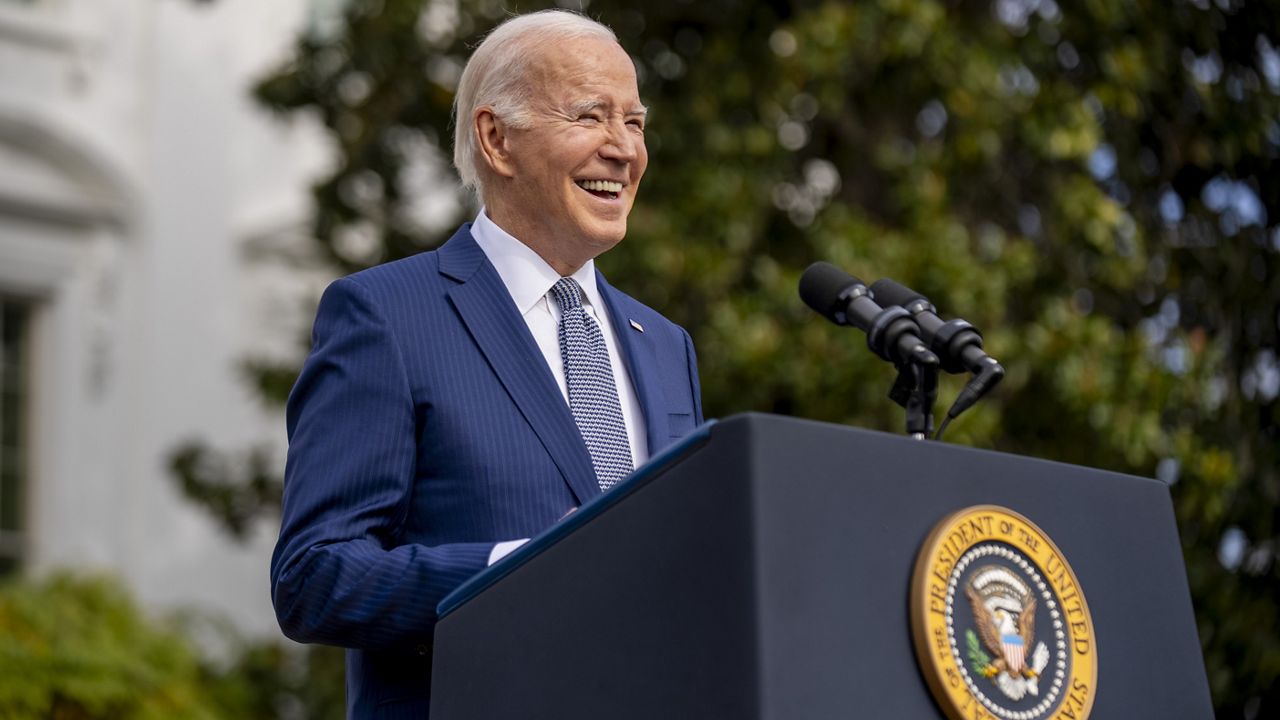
[799,262,938,368]
[869,278,1004,418]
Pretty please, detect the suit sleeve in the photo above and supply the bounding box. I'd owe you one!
[270,277,491,650]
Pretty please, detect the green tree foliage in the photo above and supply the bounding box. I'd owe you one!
[0,573,346,720]
[174,0,1280,715]
[0,574,221,719]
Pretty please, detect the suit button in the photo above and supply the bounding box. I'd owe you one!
[416,644,429,656]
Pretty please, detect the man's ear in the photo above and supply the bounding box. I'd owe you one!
[475,108,517,179]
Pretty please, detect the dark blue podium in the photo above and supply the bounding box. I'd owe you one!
[429,413,1211,719]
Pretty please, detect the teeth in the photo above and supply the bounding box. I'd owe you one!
[578,180,623,193]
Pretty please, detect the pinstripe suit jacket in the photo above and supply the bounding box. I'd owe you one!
[270,224,704,718]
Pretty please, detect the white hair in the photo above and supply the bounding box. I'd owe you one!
[451,10,619,196]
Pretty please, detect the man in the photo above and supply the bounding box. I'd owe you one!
[270,10,703,717]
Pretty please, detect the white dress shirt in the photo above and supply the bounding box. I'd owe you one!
[471,209,649,564]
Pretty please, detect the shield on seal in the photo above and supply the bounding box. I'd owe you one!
[1003,634,1026,673]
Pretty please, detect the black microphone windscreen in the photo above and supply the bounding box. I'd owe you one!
[869,277,928,308]
[799,262,860,322]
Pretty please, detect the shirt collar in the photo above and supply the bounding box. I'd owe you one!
[471,209,603,315]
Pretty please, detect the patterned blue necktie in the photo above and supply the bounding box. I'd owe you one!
[549,278,633,490]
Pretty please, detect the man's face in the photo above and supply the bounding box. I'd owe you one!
[492,36,648,267]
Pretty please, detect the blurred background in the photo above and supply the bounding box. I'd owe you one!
[0,0,1276,717]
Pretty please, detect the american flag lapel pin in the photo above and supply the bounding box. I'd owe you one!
[629,319,645,333]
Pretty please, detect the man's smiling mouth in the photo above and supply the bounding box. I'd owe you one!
[576,179,623,199]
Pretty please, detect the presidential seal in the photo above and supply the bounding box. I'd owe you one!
[910,506,1097,720]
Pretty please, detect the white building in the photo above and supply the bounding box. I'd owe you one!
[0,0,333,636]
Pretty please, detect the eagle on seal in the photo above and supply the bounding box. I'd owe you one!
[967,582,1037,678]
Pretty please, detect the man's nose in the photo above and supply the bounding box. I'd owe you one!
[599,123,641,163]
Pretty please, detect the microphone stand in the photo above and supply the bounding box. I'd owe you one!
[862,304,939,440]
[890,360,938,440]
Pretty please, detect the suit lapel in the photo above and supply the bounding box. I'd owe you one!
[597,273,670,456]
[438,227,600,505]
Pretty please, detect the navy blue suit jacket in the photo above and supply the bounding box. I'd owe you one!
[270,224,703,718]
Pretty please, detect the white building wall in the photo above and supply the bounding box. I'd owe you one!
[0,0,332,636]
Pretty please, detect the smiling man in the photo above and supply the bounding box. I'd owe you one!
[270,11,704,718]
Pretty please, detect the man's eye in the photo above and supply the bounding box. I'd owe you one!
[579,113,603,123]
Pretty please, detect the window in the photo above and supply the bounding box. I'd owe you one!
[0,299,29,575]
